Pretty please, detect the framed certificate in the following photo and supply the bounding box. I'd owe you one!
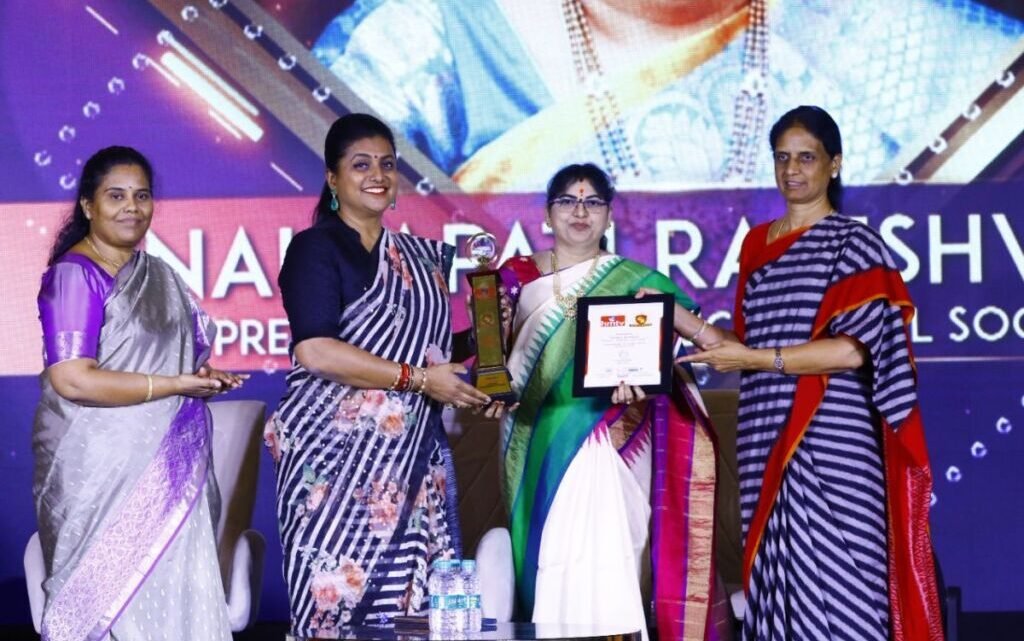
[572,294,674,397]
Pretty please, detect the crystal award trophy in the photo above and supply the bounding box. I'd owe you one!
[465,233,516,402]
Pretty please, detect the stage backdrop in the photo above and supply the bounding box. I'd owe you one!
[1,0,1023,624]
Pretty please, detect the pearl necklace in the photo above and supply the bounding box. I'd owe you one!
[551,251,602,319]
[562,0,769,183]
[85,235,126,271]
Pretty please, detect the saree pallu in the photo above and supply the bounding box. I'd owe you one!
[266,230,458,636]
[734,216,943,641]
[500,255,726,640]
[33,252,229,641]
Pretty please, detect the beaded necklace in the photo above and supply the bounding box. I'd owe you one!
[561,0,769,182]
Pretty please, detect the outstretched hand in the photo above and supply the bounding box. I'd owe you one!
[677,342,753,372]
[197,365,249,391]
[423,363,491,408]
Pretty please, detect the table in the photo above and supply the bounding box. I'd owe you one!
[286,622,642,640]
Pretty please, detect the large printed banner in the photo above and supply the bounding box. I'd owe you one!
[1,0,1023,617]
[5,184,1024,373]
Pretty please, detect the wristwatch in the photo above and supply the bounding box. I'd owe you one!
[773,347,785,374]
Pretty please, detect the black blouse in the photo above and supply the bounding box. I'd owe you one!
[279,215,382,346]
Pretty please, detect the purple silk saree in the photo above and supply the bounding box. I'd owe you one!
[33,251,231,641]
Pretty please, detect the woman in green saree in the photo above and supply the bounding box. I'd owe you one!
[486,163,729,640]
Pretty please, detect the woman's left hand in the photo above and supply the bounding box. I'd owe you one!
[477,399,520,420]
[611,382,646,405]
[197,365,249,392]
[677,342,754,372]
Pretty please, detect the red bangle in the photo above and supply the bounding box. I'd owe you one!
[396,363,412,391]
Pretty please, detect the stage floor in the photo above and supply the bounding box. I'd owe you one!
[3,613,1024,641]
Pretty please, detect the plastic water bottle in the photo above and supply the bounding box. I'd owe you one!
[462,559,482,632]
[427,559,450,633]
[444,558,467,634]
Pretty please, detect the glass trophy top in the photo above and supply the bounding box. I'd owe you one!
[466,232,498,268]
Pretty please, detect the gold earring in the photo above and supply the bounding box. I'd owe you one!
[542,219,552,232]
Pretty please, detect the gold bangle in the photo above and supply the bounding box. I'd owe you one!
[144,374,154,403]
[418,367,428,394]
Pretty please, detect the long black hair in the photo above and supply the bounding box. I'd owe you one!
[47,146,154,265]
[769,105,844,212]
[312,113,397,225]
[545,163,616,250]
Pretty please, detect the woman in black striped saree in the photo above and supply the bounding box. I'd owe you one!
[265,114,489,637]
[678,106,943,640]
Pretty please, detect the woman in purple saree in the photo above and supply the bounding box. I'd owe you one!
[33,147,245,641]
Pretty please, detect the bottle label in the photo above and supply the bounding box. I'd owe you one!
[446,594,467,609]
[430,594,468,610]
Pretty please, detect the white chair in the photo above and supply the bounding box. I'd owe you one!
[475,527,515,622]
[23,399,267,632]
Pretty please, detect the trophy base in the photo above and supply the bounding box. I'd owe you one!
[474,366,516,403]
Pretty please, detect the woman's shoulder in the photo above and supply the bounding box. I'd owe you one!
[281,224,347,267]
[826,214,898,268]
[391,229,451,255]
[41,252,114,294]
[499,254,542,283]
[828,214,885,245]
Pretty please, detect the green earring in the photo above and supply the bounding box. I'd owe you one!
[329,188,339,212]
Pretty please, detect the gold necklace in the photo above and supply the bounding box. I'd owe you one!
[85,235,125,271]
[551,250,602,319]
[770,210,835,242]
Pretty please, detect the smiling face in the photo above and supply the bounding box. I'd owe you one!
[327,135,398,220]
[81,163,154,250]
[772,125,841,209]
[547,178,611,254]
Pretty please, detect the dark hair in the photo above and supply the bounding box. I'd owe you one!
[545,163,616,250]
[313,113,397,225]
[546,163,616,204]
[48,146,154,266]
[769,105,844,211]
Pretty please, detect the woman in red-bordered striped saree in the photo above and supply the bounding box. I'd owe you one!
[489,164,730,641]
[680,107,943,641]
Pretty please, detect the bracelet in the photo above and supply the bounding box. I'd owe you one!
[144,374,154,403]
[388,363,403,391]
[690,319,709,342]
[416,366,428,393]
[396,363,412,392]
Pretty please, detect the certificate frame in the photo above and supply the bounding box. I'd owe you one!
[572,294,674,397]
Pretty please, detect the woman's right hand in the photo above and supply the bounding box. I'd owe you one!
[174,374,226,398]
[423,363,491,408]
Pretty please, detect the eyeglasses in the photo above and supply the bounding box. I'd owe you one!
[549,196,609,214]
